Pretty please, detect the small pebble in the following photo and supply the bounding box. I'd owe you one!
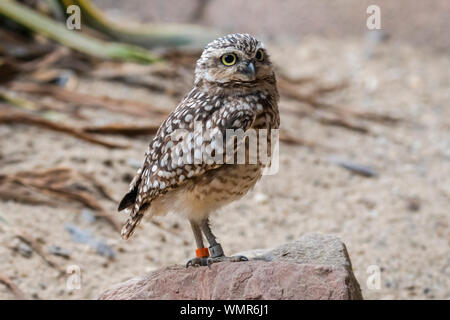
[328,157,378,178]
[102,159,113,167]
[253,192,269,205]
[12,239,33,258]
[407,197,421,212]
[48,245,71,259]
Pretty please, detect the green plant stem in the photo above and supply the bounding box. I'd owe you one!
[0,0,160,64]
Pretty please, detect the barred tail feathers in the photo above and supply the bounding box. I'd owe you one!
[121,212,144,240]
[120,202,150,240]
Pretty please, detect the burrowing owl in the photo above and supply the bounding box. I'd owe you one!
[118,34,279,266]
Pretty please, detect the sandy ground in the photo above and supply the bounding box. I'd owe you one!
[0,36,449,300]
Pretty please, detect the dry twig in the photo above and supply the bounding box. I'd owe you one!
[14,230,65,275]
[0,108,127,149]
[317,115,370,134]
[278,77,401,131]
[0,168,121,231]
[0,273,28,300]
[83,123,159,136]
[78,172,117,203]
[279,130,321,148]
[9,82,167,117]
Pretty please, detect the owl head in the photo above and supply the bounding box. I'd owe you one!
[194,34,274,85]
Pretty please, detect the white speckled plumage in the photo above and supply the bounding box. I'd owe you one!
[118,34,280,241]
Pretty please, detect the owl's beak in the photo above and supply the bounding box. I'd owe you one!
[246,61,256,78]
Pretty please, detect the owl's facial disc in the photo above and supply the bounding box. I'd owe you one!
[199,48,270,84]
[195,34,274,85]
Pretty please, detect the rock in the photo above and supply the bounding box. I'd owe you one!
[98,234,362,300]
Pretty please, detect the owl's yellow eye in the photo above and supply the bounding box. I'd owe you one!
[255,49,264,61]
[221,53,237,66]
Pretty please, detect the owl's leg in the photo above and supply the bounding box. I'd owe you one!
[185,220,210,267]
[201,219,248,264]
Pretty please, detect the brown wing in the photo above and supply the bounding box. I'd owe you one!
[118,90,258,239]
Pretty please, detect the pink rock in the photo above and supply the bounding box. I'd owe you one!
[98,234,363,300]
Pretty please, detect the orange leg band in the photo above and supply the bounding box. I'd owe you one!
[195,247,210,258]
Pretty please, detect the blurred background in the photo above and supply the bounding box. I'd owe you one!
[95,0,450,52]
[0,0,448,300]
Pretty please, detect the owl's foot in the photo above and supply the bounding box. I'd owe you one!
[185,257,210,268]
[186,244,248,268]
[207,255,249,265]
[185,255,249,268]
[186,246,211,268]
[207,243,248,265]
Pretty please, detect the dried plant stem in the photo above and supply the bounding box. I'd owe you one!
[0,0,159,63]
[0,273,28,300]
[0,109,127,149]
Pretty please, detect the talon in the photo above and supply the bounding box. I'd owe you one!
[206,255,249,265]
[229,255,248,262]
[186,257,209,268]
